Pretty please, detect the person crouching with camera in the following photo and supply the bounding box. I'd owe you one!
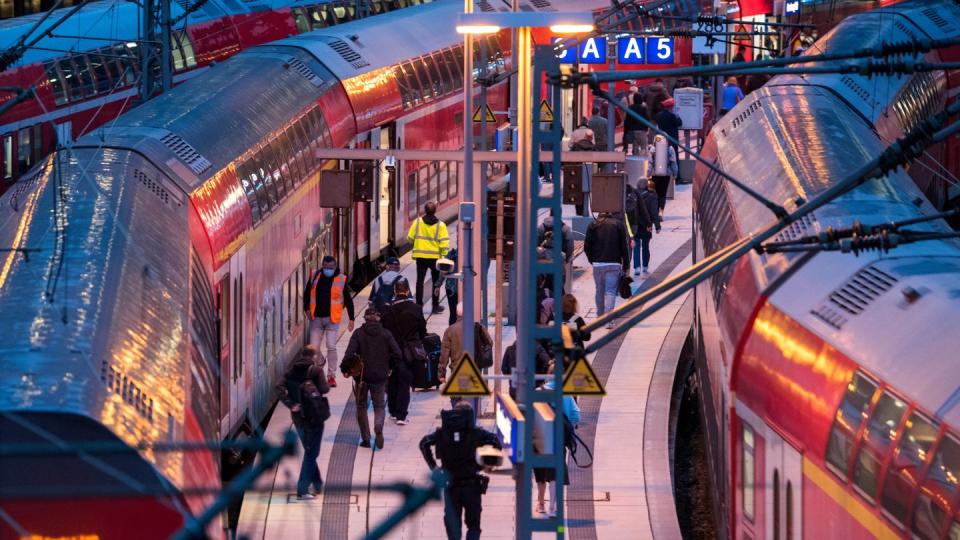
[419,401,503,540]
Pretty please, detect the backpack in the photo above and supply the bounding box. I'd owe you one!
[625,184,640,222]
[371,274,400,313]
[436,409,480,475]
[299,373,330,427]
[403,338,428,366]
[474,323,493,369]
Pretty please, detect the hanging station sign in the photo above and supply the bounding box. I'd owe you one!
[556,36,677,65]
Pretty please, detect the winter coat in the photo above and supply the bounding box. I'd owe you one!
[588,115,608,149]
[624,100,649,132]
[584,215,630,271]
[439,321,492,375]
[637,189,661,230]
[654,110,683,146]
[277,357,330,427]
[342,321,402,384]
[381,297,427,344]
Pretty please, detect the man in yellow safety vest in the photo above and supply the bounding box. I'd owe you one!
[303,255,356,388]
[407,201,449,314]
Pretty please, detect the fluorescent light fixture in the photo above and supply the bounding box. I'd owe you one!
[549,23,594,34]
[456,24,501,34]
[456,11,594,32]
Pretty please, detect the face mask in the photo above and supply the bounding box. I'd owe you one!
[322,268,335,277]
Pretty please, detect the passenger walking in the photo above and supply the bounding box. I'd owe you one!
[419,401,503,540]
[303,255,356,388]
[622,93,649,155]
[584,213,630,327]
[501,340,552,399]
[381,279,426,426]
[654,98,682,159]
[534,361,581,516]
[439,306,493,408]
[341,306,402,449]
[408,201,450,314]
[720,76,745,116]
[569,121,594,216]
[561,294,591,349]
[276,346,330,500]
[370,256,402,314]
[636,180,662,276]
[651,135,678,214]
[588,106,608,151]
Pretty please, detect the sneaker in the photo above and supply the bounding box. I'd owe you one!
[535,501,546,514]
[432,305,445,315]
[633,268,640,276]
[327,375,338,388]
[605,321,615,330]
[297,493,316,501]
[375,431,384,449]
[389,415,397,421]
[396,419,408,426]
[642,268,650,277]
[359,439,371,448]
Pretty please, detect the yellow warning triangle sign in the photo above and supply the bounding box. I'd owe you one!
[441,352,490,397]
[472,104,496,123]
[562,356,606,396]
[538,99,554,122]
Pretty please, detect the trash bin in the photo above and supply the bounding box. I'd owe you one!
[624,155,649,187]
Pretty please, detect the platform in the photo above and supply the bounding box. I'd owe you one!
[236,185,693,539]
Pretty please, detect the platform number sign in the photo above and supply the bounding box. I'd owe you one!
[556,37,607,65]
[617,37,645,64]
[645,37,675,64]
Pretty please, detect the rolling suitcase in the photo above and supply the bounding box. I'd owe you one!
[412,333,442,390]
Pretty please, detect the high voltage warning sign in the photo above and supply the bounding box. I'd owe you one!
[539,99,554,122]
[562,356,605,395]
[472,104,497,123]
[441,352,490,396]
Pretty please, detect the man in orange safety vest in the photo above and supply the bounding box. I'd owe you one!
[303,255,356,388]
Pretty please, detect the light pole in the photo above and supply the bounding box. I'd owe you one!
[458,12,593,538]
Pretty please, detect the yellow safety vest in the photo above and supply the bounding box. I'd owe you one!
[308,272,346,323]
[407,218,449,260]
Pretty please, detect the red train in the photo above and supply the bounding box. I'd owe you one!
[0,0,431,193]
[693,1,960,538]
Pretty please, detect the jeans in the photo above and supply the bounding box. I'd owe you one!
[295,422,324,496]
[444,482,484,540]
[355,380,386,443]
[415,258,441,308]
[308,317,339,376]
[592,264,621,316]
[633,233,651,270]
[387,364,412,421]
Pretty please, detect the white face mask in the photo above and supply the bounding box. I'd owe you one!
[322,268,335,277]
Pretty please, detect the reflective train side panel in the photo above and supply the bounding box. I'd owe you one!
[693,1,960,539]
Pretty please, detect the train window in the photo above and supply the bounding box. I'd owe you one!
[88,54,112,93]
[292,8,311,32]
[486,36,504,72]
[881,412,939,526]
[17,128,31,172]
[307,7,326,27]
[426,54,448,96]
[317,111,332,146]
[927,433,960,498]
[43,61,68,105]
[252,161,273,216]
[112,44,138,86]
[826,371,878,477]
[742,424,755,521]
[418,165,430,208]
[72,55,97,99]
[293,120,313,176]
[853,391,907,502]
[57,57,81,102]
[31,124,42,164]
[237,161,262,223]
[3,134,12,183]
[255,150,280,210]
[913,493,948,540]
[413,58,434,102]
[407,170,417,221]
[395,63,418,110]
[285,130,305,186]
[949,520,959,540]
[442,49,462,91]
[267,139,290,200]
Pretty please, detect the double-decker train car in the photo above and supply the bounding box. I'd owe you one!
[693,1,960,538]
[0,0,634,536]
[0,0,433,192]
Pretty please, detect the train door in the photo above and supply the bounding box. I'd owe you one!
[766,434,803,540]
[217,274,230,436]
[227,246,246,432]
[372,124,396,258]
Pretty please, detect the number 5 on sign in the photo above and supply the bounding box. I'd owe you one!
[646,37,674,64]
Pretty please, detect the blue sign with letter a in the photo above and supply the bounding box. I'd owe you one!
[617,37,645,65]
[646,37,675,64]
[578,37,607,64]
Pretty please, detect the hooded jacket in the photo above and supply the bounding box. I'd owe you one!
[381,296,427,345]
[419,408,502,480]
[342,320,402,384]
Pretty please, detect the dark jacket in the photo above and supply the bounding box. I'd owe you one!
[624,100,649,132]
[302,268,356,321]
[654,109,683,145]
[638,189,661,231]
[537,216,574,263]
[381,297,427,344]
[342,321,402,384]
[419,409,502,480]
[584,215,630,271]
[277,356,330,427]
[501,341,552,378]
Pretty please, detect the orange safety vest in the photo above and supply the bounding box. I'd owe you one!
[308,272,347,323]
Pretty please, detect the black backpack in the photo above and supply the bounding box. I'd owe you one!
[436,409,479,475]
[474,323,493,369]
[299,374,330,427]
[371,274,400,313]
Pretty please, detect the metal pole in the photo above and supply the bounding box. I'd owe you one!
[461,0,475,363]
[140,0,155,101]
[513,24,534,540]
[160,0,171,92]
[494,192,504,402]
